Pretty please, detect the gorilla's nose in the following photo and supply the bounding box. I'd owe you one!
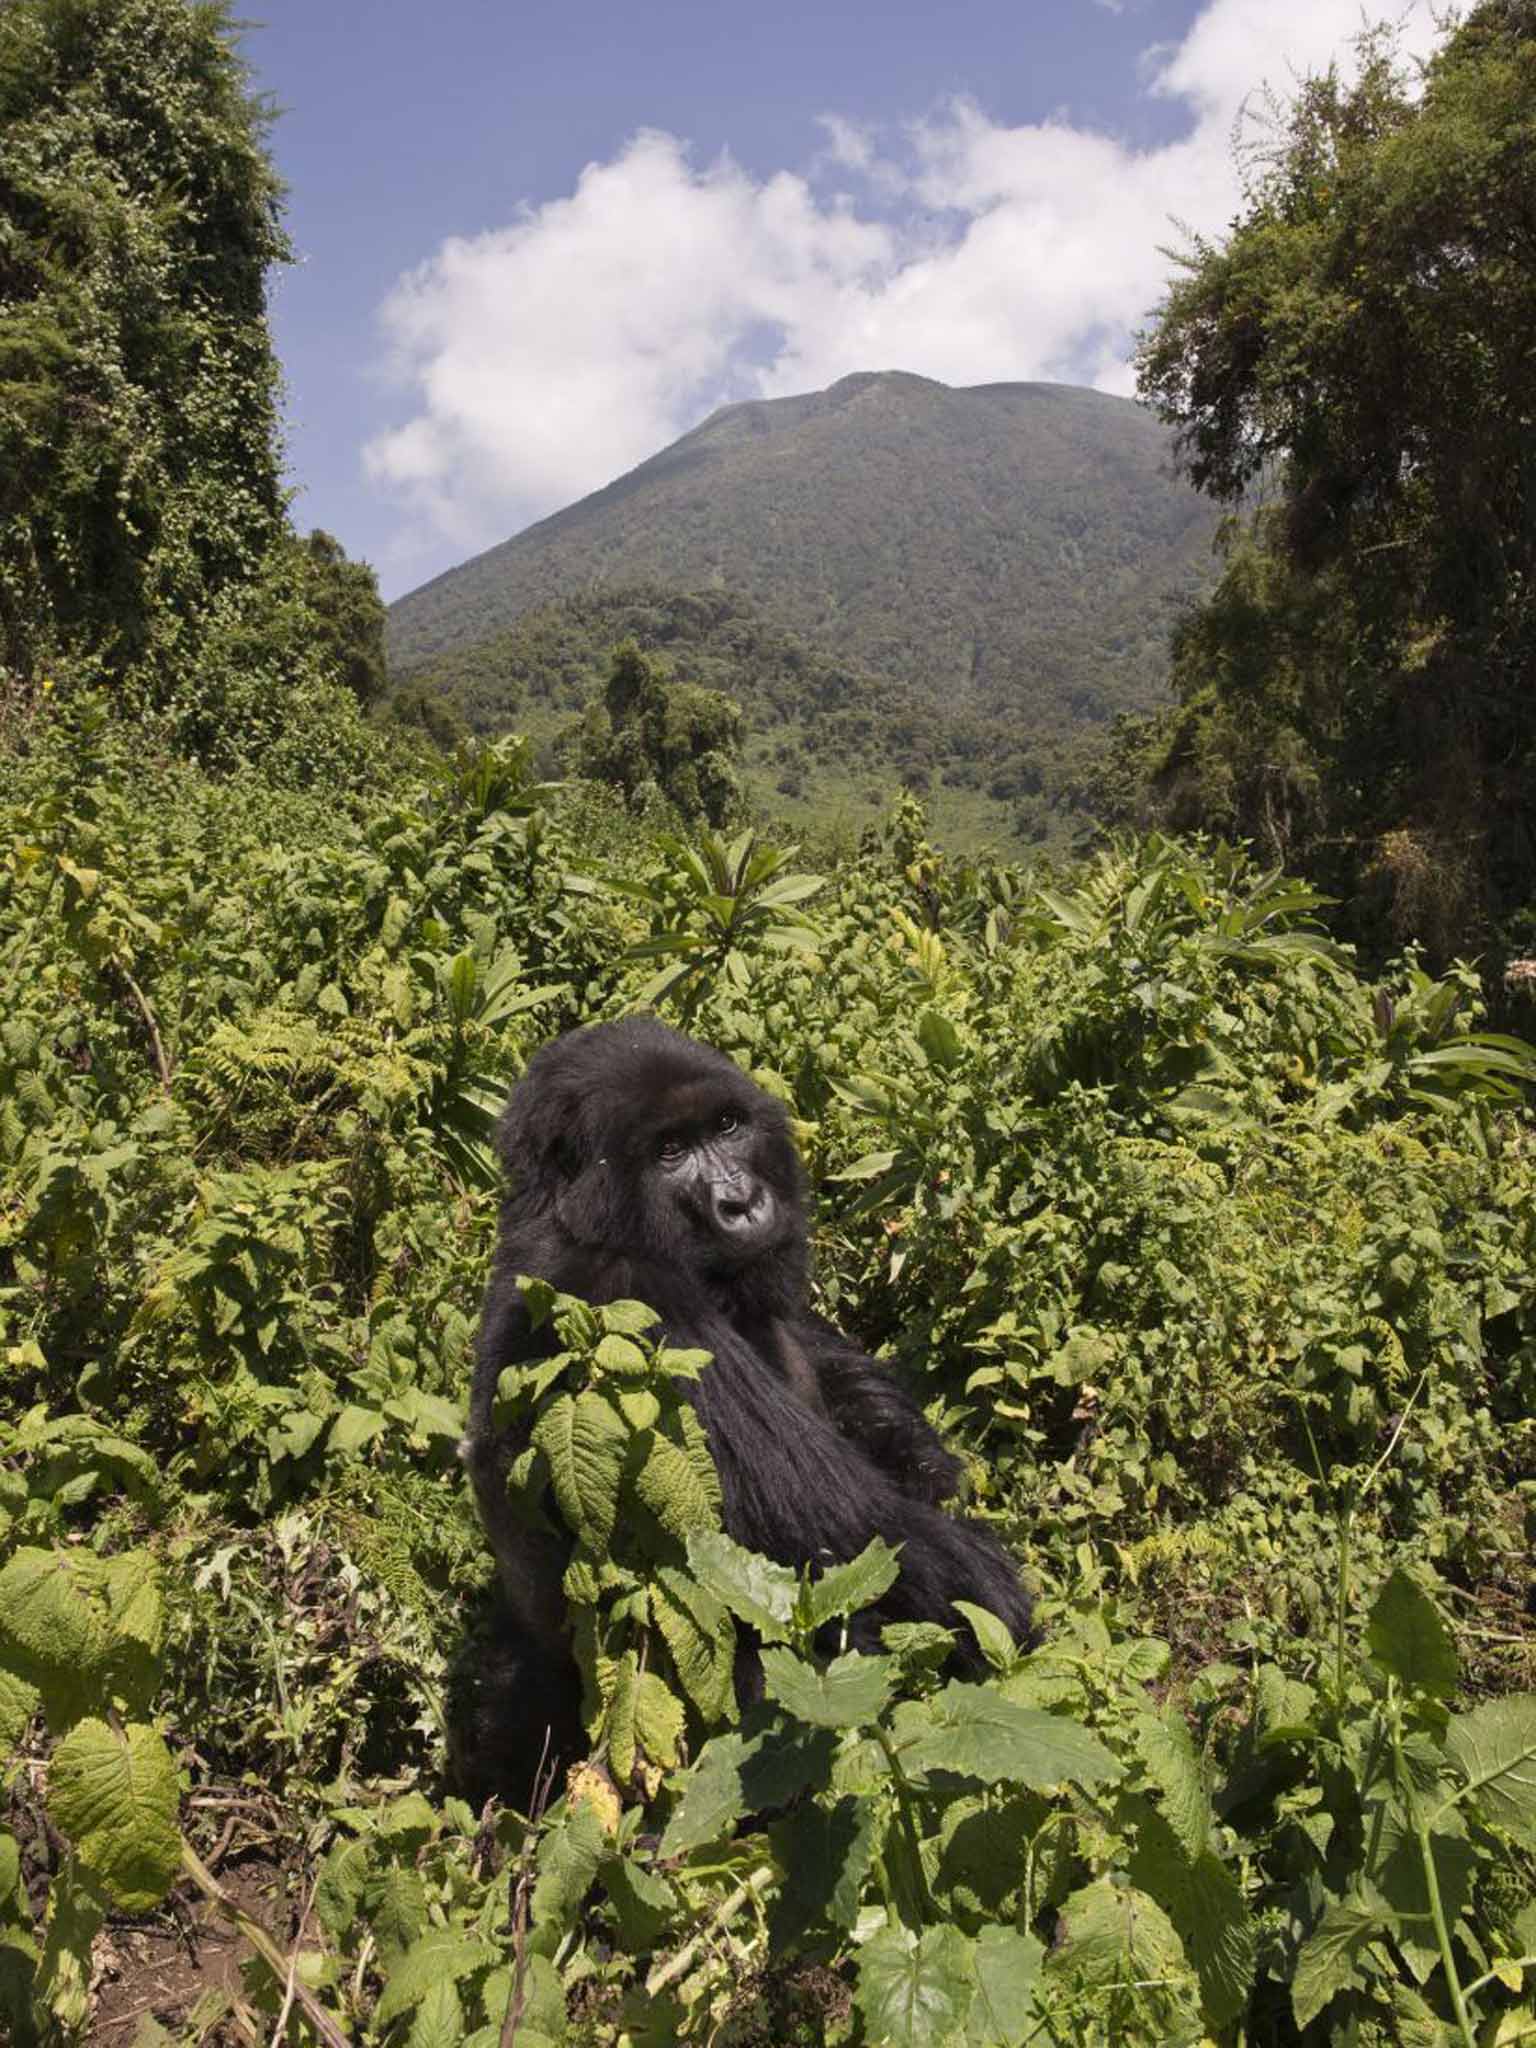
[714,1182,772,1237]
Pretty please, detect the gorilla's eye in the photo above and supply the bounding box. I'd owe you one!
[658,1136,687,1165]
[716,1110,741,1135]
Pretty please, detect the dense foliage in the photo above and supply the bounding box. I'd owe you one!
[1,708,1532,2045]
[1,4,1533,2041]
[1136,1,1536,970]
[567,639,744,827]
[393,581,1135,855]
[0,0,389,776]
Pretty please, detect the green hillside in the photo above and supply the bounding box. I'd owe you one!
[392,581,1091,848]
[387,375,1220,844]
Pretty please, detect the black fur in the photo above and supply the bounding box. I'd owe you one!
[460,1017,1034,1802]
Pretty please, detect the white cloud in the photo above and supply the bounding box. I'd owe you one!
[367,0,1445,582]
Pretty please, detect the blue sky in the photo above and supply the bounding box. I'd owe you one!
[236,0,1443,600]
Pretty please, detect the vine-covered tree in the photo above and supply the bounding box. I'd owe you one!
[0,0,291,691]
[572,639,744,826]
[297,529,388,710]
[1137,2,1536,963]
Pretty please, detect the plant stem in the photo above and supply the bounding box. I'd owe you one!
[1335,1498,1352,1703]
[643,1865,773,1998]
[1414,1816,1477,2048]
[180,1842,351,2048]
[1463,1956,1536,2002]
[874,1725,937,1926]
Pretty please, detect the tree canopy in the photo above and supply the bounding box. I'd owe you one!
[571,638,745,826]
[0,0,290,687]
[1137,1,1536,966]
[0,0,391,779]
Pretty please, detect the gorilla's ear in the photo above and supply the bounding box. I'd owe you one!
[496,1069,582,1187]
[553,1156,622,1248]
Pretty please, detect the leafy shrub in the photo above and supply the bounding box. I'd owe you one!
[0,734,1532,2042]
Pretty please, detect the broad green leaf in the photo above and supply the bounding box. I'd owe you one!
[753,873,826,909]
[761,1647,893,1728]
[374,1930,499,2026]
[533,1391,627,1549]
[601,1854,677,1951]
[529,1802,607,1951]
[633,1421,721,1538]
[801,1539,901,1628]
[658,1734,755,1856]
[768,1796,877,1945]
[966,1925,1045,2048]
[1444,1696,1536,1836]
[1132,1708,1210,1859]
[607,1651,639,1782]
[0,1669,39,1754]
[856,1924,973,2048]
[651,1572,735,1721]
[633,1670,686,1767]
[830,1150,899,1183]
[658,1723,837,1857]
[899,1683,1122,1789]
[1366,1797,1477,1985]
[366,1865,430,1965]
[950,1601,1018,1673]
[47,1718,180,1910]
[406,1977,465,2048]
[917,1008,963,1068]
[686,1530,796,1638]
[0,1549,110,1727]
[314,1837,369,1941]
[1127,1803,1255,2026]
[327,1403,387,1454]
[594,1333,650,1377]
[1049,1879,1187,1993]
[601,1299,661,1336]
[1292,1896,1382,2030]
[1367,1569,1458,1700]
[35,1857,102,2040]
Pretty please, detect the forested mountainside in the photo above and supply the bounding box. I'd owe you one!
[391,581,1133,849]
[387,376,1219,845]
[388,374,1217,717]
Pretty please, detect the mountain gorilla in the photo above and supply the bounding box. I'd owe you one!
[459,1017,1034,1800]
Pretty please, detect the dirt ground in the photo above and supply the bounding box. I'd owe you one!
[87,1856,283,2046]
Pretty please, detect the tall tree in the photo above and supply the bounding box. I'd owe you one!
[573,639,744,826]
[297,529,389,710]
[0,0,290,696]
[1137,3,1536,963]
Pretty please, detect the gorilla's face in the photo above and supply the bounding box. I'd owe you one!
[643,1081,785,1265]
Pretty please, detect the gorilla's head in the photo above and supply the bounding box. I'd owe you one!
[497,1019,808,1299]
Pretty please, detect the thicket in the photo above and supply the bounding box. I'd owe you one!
[0,0,388,779]
[1136,0,1536,973]
[391,583,1114,852]
[1,706,1533,2045]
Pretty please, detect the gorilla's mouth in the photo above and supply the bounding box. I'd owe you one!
[708,1180,777,1250]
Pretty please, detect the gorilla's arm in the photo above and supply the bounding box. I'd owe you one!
[462,1267,569,1655]
[793,1312,965,1508]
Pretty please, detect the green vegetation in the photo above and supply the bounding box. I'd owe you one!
[385,374,1220,846]
[1136,1,1536,972]
[1,728,1533,2043]
[570,639,744,827]
[0,0,388,778]
[393,582,1124,853]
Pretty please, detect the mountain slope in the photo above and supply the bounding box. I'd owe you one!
[387,372,1218,738]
